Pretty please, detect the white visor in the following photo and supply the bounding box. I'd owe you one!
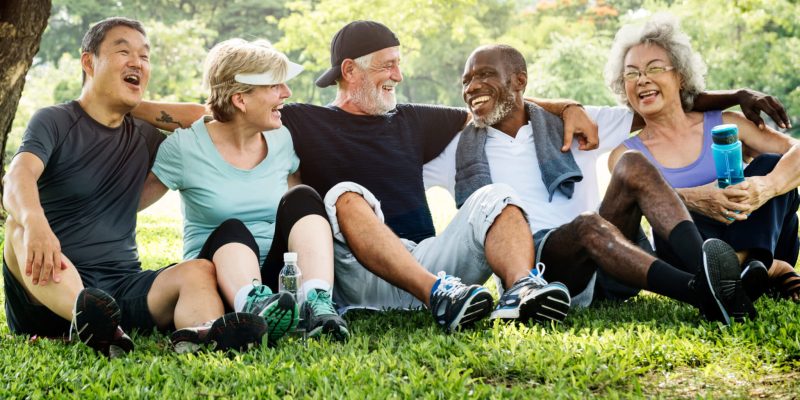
[234,60,304,85]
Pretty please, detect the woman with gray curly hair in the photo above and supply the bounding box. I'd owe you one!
[607,14,800,302]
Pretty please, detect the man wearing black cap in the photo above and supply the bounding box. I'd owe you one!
[133,20,598,331]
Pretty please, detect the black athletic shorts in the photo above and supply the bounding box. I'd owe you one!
[3,258,168,337]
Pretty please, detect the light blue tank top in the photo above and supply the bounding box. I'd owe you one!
[623,110,722,188]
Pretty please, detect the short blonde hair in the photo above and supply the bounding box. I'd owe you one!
[604,13,707,112]
[203,38,290,122]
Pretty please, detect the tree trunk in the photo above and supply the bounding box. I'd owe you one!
[0,0,51,208]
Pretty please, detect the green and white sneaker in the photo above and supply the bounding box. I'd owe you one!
[243,285,299,343]
[301,289,350,341]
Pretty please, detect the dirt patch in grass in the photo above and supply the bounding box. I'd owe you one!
[640,367,800,399]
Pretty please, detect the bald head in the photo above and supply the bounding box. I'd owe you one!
[469,44,527,76]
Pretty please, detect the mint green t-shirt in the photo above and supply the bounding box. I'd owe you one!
[152,117,300,264]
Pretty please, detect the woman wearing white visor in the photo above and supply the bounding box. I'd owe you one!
[141,39,348,349]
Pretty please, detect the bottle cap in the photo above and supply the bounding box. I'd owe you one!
[283,252,298,263]
[711,124,739,145]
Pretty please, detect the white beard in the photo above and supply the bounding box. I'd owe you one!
[473,91,515,128]
[352,76,397,115]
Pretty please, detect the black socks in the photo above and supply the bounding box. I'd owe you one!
[646,259,700,306]
[667,220,705,274]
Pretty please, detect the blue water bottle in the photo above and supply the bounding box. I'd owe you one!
[710,124,745,188]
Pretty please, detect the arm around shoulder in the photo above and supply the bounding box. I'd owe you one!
[131,100,208,132]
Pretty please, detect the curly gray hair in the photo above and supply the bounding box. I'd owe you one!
[604,13,707,111]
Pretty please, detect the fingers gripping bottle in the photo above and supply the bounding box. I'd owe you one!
[710,124,745,188]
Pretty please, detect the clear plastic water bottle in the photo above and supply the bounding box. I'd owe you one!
[279,252,303,304]
[711,124,745,188]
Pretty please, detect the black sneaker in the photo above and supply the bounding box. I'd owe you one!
[171,312,268,353]
[741,259,769,301]
[242,285,299,344]
[429,272,493,332]
[490,264,571,323]
[301,288,350,341]
[693,239,756,324]
[70,288,134,358]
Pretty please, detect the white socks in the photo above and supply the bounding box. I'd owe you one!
[301,279,331,299]
[233,283,257,312]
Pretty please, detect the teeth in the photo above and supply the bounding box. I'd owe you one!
[471,96,491,107]
[639,90,657,98]
[124,75,140,85]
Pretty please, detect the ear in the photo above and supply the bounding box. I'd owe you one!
[231,92,246,113]
[513,71,527,92]
[340,59,358,83]
[81,52,95,81]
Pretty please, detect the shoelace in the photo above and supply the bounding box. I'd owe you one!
[245,285,272,311]
[434,271,467,299]
[528,262,549,286]
[308,290,337,316]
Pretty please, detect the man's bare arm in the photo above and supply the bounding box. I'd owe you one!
[693,89,790,130]
[132,101,208,132]
[139,172,169,211]
[2,153,64,285]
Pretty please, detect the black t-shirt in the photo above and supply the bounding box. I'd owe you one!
[281,103,467,242]
[16,101,164,276]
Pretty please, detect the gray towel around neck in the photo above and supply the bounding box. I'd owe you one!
[454,102,583,207]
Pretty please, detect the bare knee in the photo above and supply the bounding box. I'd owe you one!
[612,150,659,188]
[572,212,617,245]
[172,259,217,287]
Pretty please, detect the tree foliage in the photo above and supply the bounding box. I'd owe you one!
[5,0,799,173]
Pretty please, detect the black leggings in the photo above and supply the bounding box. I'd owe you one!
[197,185,328,292]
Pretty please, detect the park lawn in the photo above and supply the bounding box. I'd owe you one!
[1,216,799,398]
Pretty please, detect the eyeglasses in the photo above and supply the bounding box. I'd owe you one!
[623,65,675,81]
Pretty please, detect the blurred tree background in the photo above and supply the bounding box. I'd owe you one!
[5,0,799,168]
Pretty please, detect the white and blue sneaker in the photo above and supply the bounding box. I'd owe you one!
[490,263,571,323]
[429,272,494,332]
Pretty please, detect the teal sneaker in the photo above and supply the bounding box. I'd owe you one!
[243,285,299,343]
[301,289,350,341]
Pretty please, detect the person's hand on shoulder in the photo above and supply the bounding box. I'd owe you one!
[736,89,791,130]
[562,105,599,152]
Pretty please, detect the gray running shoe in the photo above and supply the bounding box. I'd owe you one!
[429,272,493,332]
[490,264,571,323]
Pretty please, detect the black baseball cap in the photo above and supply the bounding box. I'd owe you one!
[315,20,400,88]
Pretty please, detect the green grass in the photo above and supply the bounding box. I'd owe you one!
[1,216,799,398]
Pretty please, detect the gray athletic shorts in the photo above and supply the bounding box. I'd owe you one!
[324,182,526,312]
[532,228,596,308]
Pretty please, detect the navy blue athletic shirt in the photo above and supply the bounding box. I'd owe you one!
[281,103,467,243]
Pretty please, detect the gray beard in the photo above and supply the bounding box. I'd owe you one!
[473,92,515,128]
[352,77,396,115]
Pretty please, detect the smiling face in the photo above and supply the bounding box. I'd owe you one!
[623,43,682,117]
[84,25,151,110]
[461,49,522,128]
[237,83,292,131]
[349,46,402,115]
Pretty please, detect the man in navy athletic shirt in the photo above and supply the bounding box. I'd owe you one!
[2,17,266,356]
